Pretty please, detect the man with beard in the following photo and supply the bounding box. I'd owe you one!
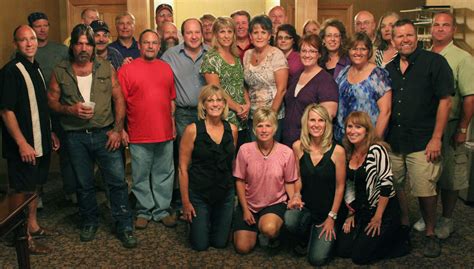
[118,29,177,229]
[200,14,216,47]
[158,22,179,58]
[110,12,140,63]
[1,24,60,255]
[90,20,124,70]
[48,24,137,248]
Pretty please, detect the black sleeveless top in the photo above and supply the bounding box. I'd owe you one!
[189,120,235,204]
[301,144,336,224]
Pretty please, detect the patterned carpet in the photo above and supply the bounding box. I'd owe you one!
[1,172,474,268]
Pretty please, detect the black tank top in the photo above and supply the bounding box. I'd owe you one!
[301,143,336,224]
[189,120,235,204]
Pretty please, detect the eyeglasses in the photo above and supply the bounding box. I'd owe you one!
[355,20,373,27]
[324,33,341,39]
[276,36,293,41]
[350,47,368,52]
[300,49,318,54]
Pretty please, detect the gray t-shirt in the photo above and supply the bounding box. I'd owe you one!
[36,41,69,86]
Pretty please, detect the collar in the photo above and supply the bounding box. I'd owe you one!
[178,43,208,56]
[115,37,138,49]
[434,40,454,57]
[393,46,422,66]
[15,52,39,69]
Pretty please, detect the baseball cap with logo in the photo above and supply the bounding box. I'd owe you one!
[90,20,109,33]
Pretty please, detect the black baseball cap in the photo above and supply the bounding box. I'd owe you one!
[90,20,110,33]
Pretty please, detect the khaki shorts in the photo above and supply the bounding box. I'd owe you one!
[390,150,443,197]
[438,121,470,191]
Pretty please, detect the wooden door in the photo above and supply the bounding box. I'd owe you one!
[66,0,127,41]
[318,3,354,35]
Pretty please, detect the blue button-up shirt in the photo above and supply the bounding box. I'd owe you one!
[161,43,208,107]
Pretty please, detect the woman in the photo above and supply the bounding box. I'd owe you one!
[318,19,350,79]
[243,15,289,141]
[275,24,304,83]
[179,85,238,251]
[337,111,408,264]
[233,108,297,254]
[303,19,321,36]
[334,32,392,142]
[374,12,400,68]
[285,104,346,266]
[282,35,338,147]
[201,17,251,148]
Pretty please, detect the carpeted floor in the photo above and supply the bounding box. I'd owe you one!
[1,172,474,268]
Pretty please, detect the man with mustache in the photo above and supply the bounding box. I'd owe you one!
[118,29,177,229]
[90,20,124,70]
[158,22,179,58]
[47,24,137,248]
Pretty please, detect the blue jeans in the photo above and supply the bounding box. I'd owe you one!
[285,208,335,266]
[188,188,235,251]
[66,128,132,232]
[57,126,77,194]
[248,118,283,142]
[175,107,197,137]
[130,141,174,221]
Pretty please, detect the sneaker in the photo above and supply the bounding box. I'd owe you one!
[160,214,177,228]
[413,218,426,232]
[435,217,453,239]
[135,217,149,230]
[423,235,441,258]
[80,225,98,242]
[117,231,137,249]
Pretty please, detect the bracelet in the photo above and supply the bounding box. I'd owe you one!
[292,193,301,199]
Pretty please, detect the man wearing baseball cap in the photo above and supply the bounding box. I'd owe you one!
[155,4,174,32]
[90,20,124,70]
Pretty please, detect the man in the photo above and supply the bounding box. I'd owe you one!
[158,22,179,58]
[48,24,137,248]
[412,11,474,239]
[268,5,287,44]
[231,10,253,61]
[385,19,453,258]
[90,20,124,70]
[109,12,140,62]
[118,29,177,229]
[1,25,60,255]
[161,18,207,137]
[27,12,74,205]
[155,3,174,32]
[354,10,377,43]
[200,14,216,47]
[63,8,99,46]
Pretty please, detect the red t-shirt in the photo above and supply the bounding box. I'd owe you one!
[118,58,176,143]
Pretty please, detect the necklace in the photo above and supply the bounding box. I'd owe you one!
[254,47,268,64]
[257,141,275,160]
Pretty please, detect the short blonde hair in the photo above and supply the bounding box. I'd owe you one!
[197,84,229,120]
[252,107,278,136]
[115,12,135,25]
[211,17,239,57]
[300,104,333,153]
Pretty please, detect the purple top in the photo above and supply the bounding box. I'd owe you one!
[324,55,351,80]
[282,69,339,147]
[287,50,304,82]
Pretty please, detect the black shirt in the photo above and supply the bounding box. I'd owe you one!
[0,53,51,159]
[385,47,454,154]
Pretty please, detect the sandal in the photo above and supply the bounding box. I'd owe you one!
[30,227,59,238]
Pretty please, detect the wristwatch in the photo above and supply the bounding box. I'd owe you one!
[458,128,467,134]
[328,211,337,220]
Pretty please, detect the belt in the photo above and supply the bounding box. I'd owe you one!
[67,125,112,134]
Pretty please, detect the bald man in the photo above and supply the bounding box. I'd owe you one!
[354,10,377,42]
[269,6,287,36]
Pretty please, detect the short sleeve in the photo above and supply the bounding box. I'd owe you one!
[283,147,298,183]
[200,51,219,75]
[233,145,248,180]
[271,48,288,72]
[316,72,339,103]
[458,55,474,97]
[0,66,19,111]
[371,67,392,100]
[432,55,454,98]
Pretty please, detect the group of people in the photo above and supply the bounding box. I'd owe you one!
[1,3,473,266]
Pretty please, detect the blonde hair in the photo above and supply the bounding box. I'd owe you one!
[342,111,390,159]
[211,17,239,57]
[300,104,333,153]
[252,107,278,136]
[197,84,229,120]
[303,19,321,35]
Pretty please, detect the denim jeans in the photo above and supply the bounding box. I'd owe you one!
[66,128,132,232]
[57,126,77,194]
[130,141,174,221]
[285,208,335,266]
[248,118,283,142]
[188,188,235,251]
[175,107,197,137]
